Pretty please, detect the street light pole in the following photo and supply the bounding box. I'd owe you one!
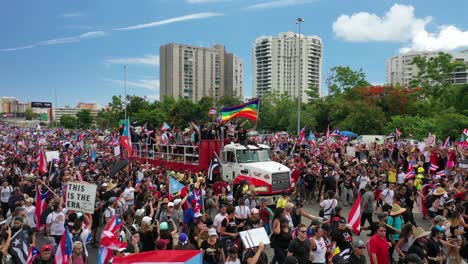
[296,17,304,136]
[124,65,127,120]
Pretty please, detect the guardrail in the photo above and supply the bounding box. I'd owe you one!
[131,143,199,164]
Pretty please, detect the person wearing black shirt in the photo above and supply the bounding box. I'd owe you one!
[426,227,446,264]
[244,243,268,264]
[201,228,225,264]
[347,240,367,264]
[407,227,430,264]
[405,180,418,226]
[287,224,311,264]
[332,219,353,251]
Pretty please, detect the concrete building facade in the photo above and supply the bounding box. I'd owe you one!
[386,50,468,86]
[252,32,323,102]
[160,43,244,102]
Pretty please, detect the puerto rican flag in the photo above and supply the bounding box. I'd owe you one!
[406,169,415,179]
[325,125,330,139]
[190,188,203,217]
[429,163,439,172]
[54,227,73,264]
[443,136,450,148]
[113,250,202,264]
[208,108,217,116]
[26,247,40,264]
[98,215,124,264]
[436,170,448,177]
[120,118,133,157]
[395,128,402,138]
[37,149,48,175]
[347,193,361,235]
[330,128,341,136]
[298,127,305,144]
[161,122,171,131]
[34,184,49,232]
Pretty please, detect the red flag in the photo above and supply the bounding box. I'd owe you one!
[35,185,49,232]
[38,149,48,174]
[347,192,361,235]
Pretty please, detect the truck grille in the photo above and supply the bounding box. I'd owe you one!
[271,172,290,191]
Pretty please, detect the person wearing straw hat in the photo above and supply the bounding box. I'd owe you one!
[387,204,407,263]
[427,187,446,219]
[406,227,431,263]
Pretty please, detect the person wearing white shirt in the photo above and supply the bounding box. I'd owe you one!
[24,198,36,229]
[213,204,228,233]
[0,181,13,219]
[46,202,66,245]
[320,190,338,220]
[357,172,370,190]
[123,181,136,206]
[380,183,395,211]
[234,199,251,221]
[397,168,406,185]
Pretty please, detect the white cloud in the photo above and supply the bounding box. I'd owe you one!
[246,0,313,10]
[37,31,107,46]
[114,12,223,31]
[61,12,85,18]
[0,45,36,52]
[332,4,431,42]
[399,25,468,53]
[0,31,107,52]
[105,78,160,91]
[332,4,468,53]
[105,55,159,67]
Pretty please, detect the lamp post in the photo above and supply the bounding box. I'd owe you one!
[296,17,304,136]
[124,65,127,120]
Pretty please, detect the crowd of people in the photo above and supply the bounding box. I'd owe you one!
[0,122,467,264]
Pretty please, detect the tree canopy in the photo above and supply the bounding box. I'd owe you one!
[63,52,466,141]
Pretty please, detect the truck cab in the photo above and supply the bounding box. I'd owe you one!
[220,142,291,197]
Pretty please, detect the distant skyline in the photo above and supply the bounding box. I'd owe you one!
[1,0,467,108]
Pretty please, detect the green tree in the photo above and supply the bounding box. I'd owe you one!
[76,109,93,129]
[337,102,386,134]
[327,66,370,95]
[217,96,242,107]
[60,115,78,129]
[24,109,38,120]
[305,84,320,101]
[384,115,436,140]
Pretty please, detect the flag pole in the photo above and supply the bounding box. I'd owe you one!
[37,179,62,199]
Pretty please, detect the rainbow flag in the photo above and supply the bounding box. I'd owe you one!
[220,99,259,122]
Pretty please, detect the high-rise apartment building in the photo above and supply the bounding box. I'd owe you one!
[252,32,323,102]
[386,50,468,86]
[160,44,244,102]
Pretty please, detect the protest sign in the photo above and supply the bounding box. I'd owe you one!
[66,182,97,214]
[240,227,270,249]
[346,146,355,160]
[45,151,60,162]
[114,145,121,156]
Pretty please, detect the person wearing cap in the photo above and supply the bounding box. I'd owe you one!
[245,208,263,229]
[259,198,272,235]
[369,223,390,264]
[71,241,86,264]
[201,228,225,264]
[159,220,177,249]
[347,240,366,264]
[426,226,446,264]
[103,196,119,225]
[32,244,54,264]
[331,218,354,252]
[175,232,196,250]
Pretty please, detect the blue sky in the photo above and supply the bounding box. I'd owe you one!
[1,0,467,108]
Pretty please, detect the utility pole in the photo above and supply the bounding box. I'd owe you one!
[296,17,304,136]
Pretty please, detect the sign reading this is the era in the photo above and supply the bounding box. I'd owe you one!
[66,182,97,214]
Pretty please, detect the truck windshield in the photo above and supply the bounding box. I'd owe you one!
[236,149,271,163]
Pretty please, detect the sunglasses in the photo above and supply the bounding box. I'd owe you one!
[358,246,365,249]
[299,230,307,233]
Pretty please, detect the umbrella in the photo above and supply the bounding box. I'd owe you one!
[109,159,130,177]
[340,131,358,137]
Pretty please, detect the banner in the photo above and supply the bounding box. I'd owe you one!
[239,227,270,249]
[45,151,60,163]
[113,250,202,264]
[66,182,97,214]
